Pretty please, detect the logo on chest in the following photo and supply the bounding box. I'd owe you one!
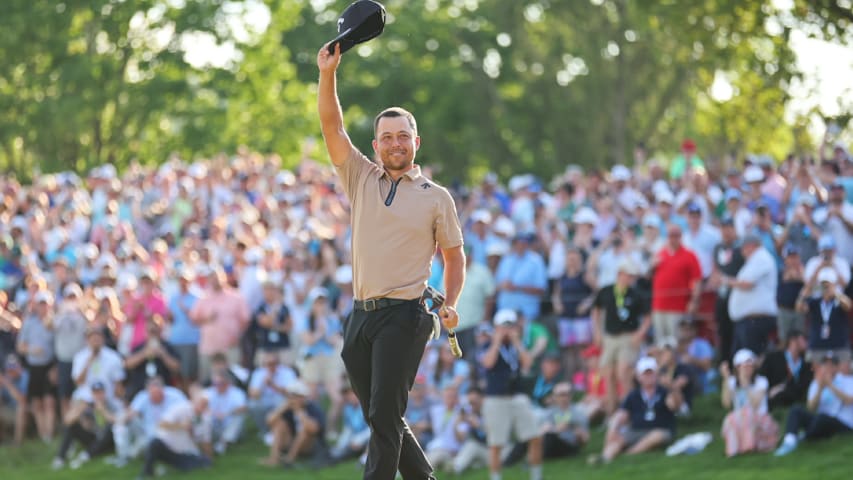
[420,183,431,190]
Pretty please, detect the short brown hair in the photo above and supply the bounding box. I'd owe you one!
[373,107,417,136]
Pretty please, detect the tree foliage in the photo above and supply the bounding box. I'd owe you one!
[1,0,851,182]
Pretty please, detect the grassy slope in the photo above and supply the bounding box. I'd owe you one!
[1,395,851,480]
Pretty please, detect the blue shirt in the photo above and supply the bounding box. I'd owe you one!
[303,314,341,358]
[168,292,200,345]
[0,371,28,408]
[342,403,368,433]
[495,250,548,321]
[130,387,188,438]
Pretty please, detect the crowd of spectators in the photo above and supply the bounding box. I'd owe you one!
[1,139,853,478]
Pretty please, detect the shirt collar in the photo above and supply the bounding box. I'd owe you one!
[381,165,423,182]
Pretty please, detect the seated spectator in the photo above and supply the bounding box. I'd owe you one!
[525,352,562,409]
[424,385,464,472]
[591,357,683,465]
[760,330,813,410]
[261,381,326,467]
[774,352,853,456]
[405,376,434,449]
[654,341,695,415]
[0,354,28,445]
[204,370,248,455]
[478,309,543,480]
[112,376,187,467]
[137,390,212,479]
[796,268,852,362]
[450,387,489,475]
[248,351,297,438]
[721,349,779,456]
[540,382,589,459]
[206,352,250,392]
[675,319,715,394]
[329,385,370,463]
[17,290,57,442]
[71,325,125,403]
[52,381,120,470]
[124,317,181,400]
[572,345,606,422]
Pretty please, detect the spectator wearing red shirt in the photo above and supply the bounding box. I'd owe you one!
[651,225,703,348]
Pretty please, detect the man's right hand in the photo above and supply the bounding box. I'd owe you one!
[318,43,342,74]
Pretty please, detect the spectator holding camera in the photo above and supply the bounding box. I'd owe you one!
[53,283,88,418]
[478,308,543,480]
[124,317,181,400]
[796,268,852,362]
[52,381,121,470]
[261,381,326,467]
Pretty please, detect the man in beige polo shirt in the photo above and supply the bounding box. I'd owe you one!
[317,43,466,480]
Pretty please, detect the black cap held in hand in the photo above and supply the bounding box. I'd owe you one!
[328,0,386,54]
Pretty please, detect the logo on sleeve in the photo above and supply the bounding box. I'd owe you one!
[420,183,431,190]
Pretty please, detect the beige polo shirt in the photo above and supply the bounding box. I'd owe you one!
[335,146,463,301]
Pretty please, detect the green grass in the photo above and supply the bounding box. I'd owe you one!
[2,395,852,480]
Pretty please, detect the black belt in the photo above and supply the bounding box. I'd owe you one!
[353,297,417,312]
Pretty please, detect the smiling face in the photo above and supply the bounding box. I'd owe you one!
[372,115,420,173]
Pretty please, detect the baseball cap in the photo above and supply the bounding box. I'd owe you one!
[493,309,518,326]
[720,215,735,227]
[635,356,658,374]
[327,0,387,55]
[34,290,54,304]
[819,236,837,251]
[818,268,839,284]
[471,210,492,224]
[782,244,800,257]
[741,233,763,246]
[581,344,601,359]
[91,381,106,391]
[724,188,742,202]
[572,207,599,225]
[611,165,632,182]
[656,190,675,205]
[681,139,697,152]
[63,283,83,298]
[743,166,764,183]
[485,241,509,257]
[553,382,572,395]
[686,203,702,215]
[733,349,757,367]
[287,380,310,397]
[617,259,640,276]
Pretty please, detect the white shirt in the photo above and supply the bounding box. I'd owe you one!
[803,255,851,294]
[71,346,126,402]
[808,373,853,428]
[249,366,298,405]
[728,247,779,320]
[205,385,247,419]
[130,386,188,439]
[426,404,462,454]
[726,375,769,415]
[683,224,722,278]
[155,400,200,455]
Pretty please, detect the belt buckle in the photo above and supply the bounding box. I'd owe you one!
[364,298,377,312]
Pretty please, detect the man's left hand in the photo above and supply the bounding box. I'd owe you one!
[439,306,459,330]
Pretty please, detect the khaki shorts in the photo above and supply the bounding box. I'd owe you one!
[807,348,852,364]
[600,333,640,369]
[482,394,540,447]
[652,311,683,347]
[301,354,344,386]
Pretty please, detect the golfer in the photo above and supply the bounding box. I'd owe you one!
[317,43,466,480]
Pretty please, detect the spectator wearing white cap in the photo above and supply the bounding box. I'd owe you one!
[570,207,598,256]
[591,260,651,413]
[610,165,643,214]
[720,349,778,457]
[260,380,326,467]
[464,210,495,266]
[803,236,851,296]
[813,182,853,266]
[724,234,778,358]
[796,268,852,363]
[167,270,202,385]
[591,356,683,465]
[16,289,56,442]
[743,166,782,223]
[53,283,88,417]
[477,308,543,480]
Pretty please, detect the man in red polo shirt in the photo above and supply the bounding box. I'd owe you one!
[651,225,703,348]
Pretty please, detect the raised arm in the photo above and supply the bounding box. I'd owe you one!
[317,43,354,167]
